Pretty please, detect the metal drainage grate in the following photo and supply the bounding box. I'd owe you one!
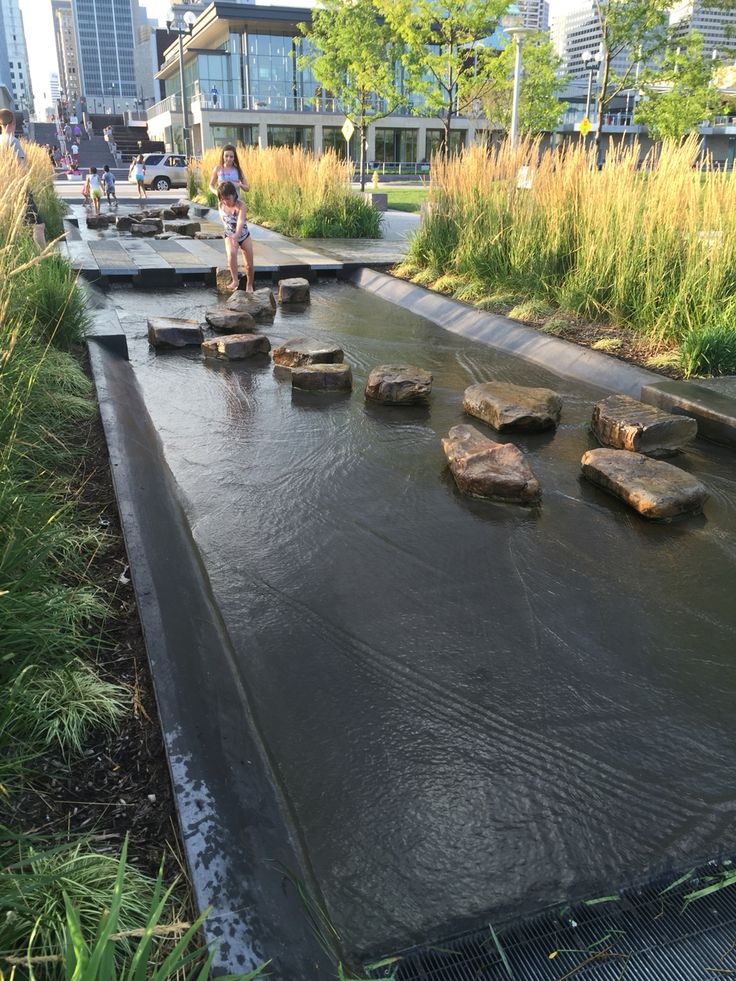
[365,860,736,980]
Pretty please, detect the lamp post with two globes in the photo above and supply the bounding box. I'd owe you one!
[166,7,197,158]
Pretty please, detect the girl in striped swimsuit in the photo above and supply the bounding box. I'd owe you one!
[208,143,249,199]
[218,181,254,293]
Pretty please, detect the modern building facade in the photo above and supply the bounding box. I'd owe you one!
[148,1,482,160]
[517,0,549,32]
[72,0,138,112]
[670,0,736,52]
[551,1,632,80]
[0,4,12,109]
[0,0,33,114]
[52,0,81,103]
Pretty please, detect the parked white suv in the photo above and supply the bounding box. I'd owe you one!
[141,153,188,191]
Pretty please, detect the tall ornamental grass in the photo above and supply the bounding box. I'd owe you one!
[405,137,736,376]
[191,145,381,238]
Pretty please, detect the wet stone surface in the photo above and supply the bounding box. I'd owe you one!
[147,317,203,348]
[202,333,271,360]
[592,394,698,457]
[113,282,736,964]
[581,448,708,519]
[442,424,541,503]
[205,308,257,333]
[278,277,310,304]
[364,364,433,404]
[272,337,343,367]
[291,362,353,391]
[227,288,276,321]
[464,380,562,432]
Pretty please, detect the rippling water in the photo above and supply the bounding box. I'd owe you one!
[113,281,736,960]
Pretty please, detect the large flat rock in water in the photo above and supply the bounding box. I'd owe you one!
[442,424,541,503]
[205,308,257,333]
[278,277,310,303]
[291,363,353,391]
[202,333,270,360]
[227,288,276,321]
[592,394,697,456]
[272,338,344,367]
[364,364,433,405]
[581,448,708,519]
[464,381,562,432]
[148,317,203,348]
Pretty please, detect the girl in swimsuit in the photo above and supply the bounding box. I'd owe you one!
[218,180,254,293]
[209,144,249,199]
[129,154,147,199]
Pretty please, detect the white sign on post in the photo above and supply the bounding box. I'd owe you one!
[341,118,355,142]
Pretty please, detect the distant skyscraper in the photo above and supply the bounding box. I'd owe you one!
[670,0,736,54]
[0,0,34,113]
[517,0,549,31]
[551,1,629,79]
[52,0,81,102]
[0,4,13,109]
[49,72,61,102]
[72,0,138,112]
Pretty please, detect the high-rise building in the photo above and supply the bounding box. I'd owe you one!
[52,0,81,103]
[0,4,13,109]
[0,0,34,114]
[517,0,549,32]
[72,0,138,112]
[133,1,161,110]
[670,0,736,54]
[551,1,630,79]
[49,72,61,102]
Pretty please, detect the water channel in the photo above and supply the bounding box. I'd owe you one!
[110,280,736,961]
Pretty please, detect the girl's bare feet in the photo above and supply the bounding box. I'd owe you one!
[225,280,238,291]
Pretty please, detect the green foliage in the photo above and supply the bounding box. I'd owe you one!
[298,0,408,186]
[374,0,509,151]
[0,837,269,979]
[478,34,567,136]
[297,195,381,238]
[680,323,736,376]
[15,661,126,757]
[186,162,202,201]
[636,32,716,139]
[11,239,90,347]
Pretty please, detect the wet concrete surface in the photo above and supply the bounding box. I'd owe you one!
[109,280,736,962]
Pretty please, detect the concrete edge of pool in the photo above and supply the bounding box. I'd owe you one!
[87,337,334,979]
[85,275,732,979]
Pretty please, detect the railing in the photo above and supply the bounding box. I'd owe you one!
[190,91,425,117]
[561,109,641,128]
[711,115,736,127]
[369,161,431,175]
[146,94,179,118]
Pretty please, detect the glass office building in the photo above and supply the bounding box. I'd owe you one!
[73,0,137,106]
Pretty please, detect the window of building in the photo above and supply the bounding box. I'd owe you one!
[267,125,314,151]
[211,124,258,147]
[426,129,466,156]
[374,127,417,164]
[322,126,359,159]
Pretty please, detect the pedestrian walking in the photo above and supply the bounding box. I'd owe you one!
[102,164,117,206]
[129,154,147,199]
[70,141,79,167]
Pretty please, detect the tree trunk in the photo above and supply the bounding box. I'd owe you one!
[595,48,611,169]
[359,121,366,192]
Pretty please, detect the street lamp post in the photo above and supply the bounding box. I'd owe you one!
[166,8,197,158]
[581,49,600,121]
[110,81,117,116]
[507,26,535,147]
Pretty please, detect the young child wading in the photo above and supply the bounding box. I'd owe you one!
[218,180,254,293]
[83,167,103,215]
[102,164,117,207]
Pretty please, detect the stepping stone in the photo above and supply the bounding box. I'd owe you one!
[580,448,708,519]
[364,364,433,405]
[85,214,111,229]
[464,381,562,432]
[592,394,697,457]
[195,231,222,240]
[128,211,145,221]
[148,317,203,348]
[227,288,276,321]
[115,215,133,232]
[272,337,344,367]
[162,208,177,219]
[131,223,158,237]
[278,277,310,304]
[171,201,190,218]
[442,424,541,504]
[202,333,270,360]
[140,218,163,231]
[291,363,353,392]
[163,220,201,237]
[205,308,257,332]
[141,208,162,219]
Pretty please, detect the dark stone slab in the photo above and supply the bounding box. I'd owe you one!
[365,364,432,405]
[291,362,353,391]
[148,317,203,348]
[464,381,562,432]
[641,379,736,447]
[442,423,541,503]
[272,337,344,367]
[592,394,698,456]
[202,333,271,360]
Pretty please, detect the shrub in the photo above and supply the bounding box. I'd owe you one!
[680,324,736,377]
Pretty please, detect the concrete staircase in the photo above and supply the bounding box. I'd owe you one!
[76,135,117,169]
[31,121,60,146]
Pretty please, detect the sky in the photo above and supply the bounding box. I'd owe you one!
[22,0,573,115]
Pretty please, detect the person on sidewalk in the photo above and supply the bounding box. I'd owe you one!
[217,180,254,293]
[83,167,103,215]
[0,108,46,248]
[129,154,147,199]
[70,141,79,168]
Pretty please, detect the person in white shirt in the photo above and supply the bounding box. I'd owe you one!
[0,108,46,247]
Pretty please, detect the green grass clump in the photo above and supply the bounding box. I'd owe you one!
[680,324,736,377]
[591,337,623,351]
[509,298,554,322]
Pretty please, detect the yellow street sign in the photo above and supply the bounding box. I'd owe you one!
[341,118,355,142]
[579,117,591,137]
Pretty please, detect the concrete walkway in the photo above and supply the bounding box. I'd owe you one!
[59,200,417,285]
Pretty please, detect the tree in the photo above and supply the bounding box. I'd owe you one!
[635,33,716,140]
[476,34,567,137]
[591,0,671,160]
[373,0,510,158]
[297,0,409,190]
